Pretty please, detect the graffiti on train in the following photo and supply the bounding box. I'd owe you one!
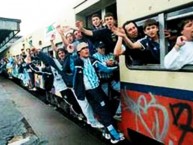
[169,103,193,145]
[121,88,193,145]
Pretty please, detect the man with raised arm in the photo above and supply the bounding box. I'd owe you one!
[76,12,121,54]
[119,19,160,64]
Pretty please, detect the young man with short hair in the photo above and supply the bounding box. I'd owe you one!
[120,19,160,64]
[91,14,104,30]
[73,42,124,143]
[76,12,120,54]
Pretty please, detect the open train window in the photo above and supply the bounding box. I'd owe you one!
[75,0,117,30]
[125,4,193,71]
[56,42,63,49]
[42,47,48,53]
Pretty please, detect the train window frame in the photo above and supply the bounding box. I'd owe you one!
[42,47,49,53]
[125,4,193,72]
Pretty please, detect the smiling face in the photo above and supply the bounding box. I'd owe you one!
[73,30,83,40]
[57,50,65,60]
[92,16,102,28]
[66,33,74,43]
[125,22,139,39]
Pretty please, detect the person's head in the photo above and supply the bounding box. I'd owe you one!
[96,41,106,55]
[21,48,25,54]
[77,42,89,58]
[91,14,102,29]
[73,30,83,40]
[143,19,159,39]
[26,48,30,52]
[57,48,66,60]
[123,21,139,39]
[104,12,116,29]
[178,18,193,41]
[25,48,31,55]
[65,32,74,44]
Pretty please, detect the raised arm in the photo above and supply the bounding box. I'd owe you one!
[164,36,187,70]
[50,35,58,52]
[56,25,70,47]
[122,35,142,49]
[113,27,142,49]
[114,36,125,56]
[24,49,32,64]
[76,21,93,36]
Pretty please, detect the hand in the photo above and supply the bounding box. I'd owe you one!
[56,25,64,35]
[50,34,55,41]
[113,27,126,37]
[175,36,187,50]
[75,21,83,30]
[106,60,114,66]
[66,44,75,53]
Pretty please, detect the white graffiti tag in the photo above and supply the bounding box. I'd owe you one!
[122,87,169,142]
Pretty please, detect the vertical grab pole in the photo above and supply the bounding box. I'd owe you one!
[158,13,167,68]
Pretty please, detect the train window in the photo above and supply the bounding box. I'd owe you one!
[42,47,48,53]
[42,46,54,58]
[42,48,46,53]
[105,3,117,20]
[125,4,193,71]
[56,42,63,49]
[75,0,117,30]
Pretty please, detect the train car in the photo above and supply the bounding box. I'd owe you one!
[115,2,193,145]
[73,1,193,144]
[3,0,193,144]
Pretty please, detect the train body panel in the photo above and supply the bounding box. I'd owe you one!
[119,56,193,145]
[2,0,193,144]
[117,0,193,25]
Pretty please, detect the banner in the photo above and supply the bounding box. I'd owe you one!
[44,22,59,42]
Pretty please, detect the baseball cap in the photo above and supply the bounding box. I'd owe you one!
[77,42,89,52]
[96,41,105,48]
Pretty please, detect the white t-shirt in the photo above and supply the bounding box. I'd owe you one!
[164,41,193,70]
[51,67,67,92]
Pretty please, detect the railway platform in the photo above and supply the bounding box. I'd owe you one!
[0,76,111,145]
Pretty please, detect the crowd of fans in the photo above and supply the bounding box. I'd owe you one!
[1,12,193,144]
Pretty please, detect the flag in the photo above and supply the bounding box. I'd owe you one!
[44,22,58,42]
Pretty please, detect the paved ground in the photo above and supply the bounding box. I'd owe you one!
[0,76,107,145]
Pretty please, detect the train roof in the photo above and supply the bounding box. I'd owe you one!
[0,17,21,53]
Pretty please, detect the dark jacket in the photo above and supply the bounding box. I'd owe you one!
[73,57,117,100]
[42,66,53,91]
[37,51,73,87]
